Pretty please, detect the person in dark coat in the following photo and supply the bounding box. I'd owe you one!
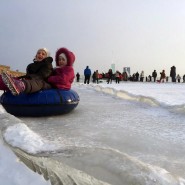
[95,70,99,84]
[76,72,80,82]
[92,71,96,83]
[170,66,176,82]
[183,74,185,83]
[84,66,91,84]
[107,69,113,84]
[152,70,157,82]
[159,70,166,82]
[47,47,75,90]
[2,48,53,95]
[135,72,139,81]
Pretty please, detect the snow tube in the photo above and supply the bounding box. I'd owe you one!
[0,89,80,117]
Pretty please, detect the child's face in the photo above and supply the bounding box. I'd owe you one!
[35,49,47,61]
[58,56,67,67]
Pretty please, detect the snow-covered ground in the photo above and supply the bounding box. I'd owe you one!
[0,81,185,185]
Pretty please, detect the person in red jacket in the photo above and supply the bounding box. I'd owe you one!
[47,47,75,90]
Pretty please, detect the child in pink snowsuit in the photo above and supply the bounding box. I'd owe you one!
[47,47,75,90]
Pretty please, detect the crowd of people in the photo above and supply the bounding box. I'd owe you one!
[76,65,185,84]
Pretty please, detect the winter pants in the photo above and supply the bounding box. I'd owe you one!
[23,79,52,94]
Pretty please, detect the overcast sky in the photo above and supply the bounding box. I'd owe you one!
[1,0,185,77]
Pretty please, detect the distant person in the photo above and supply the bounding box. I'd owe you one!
[107,69,113,84]
[170,66,176,82]
[159,70,166,82]
[176,74,181,83]
[84,66,91,84]
[183,74,185,83]
[76,72,80,82]
[135,72,139,81]
[132,73,136,81]
[152,70,157,82]
[47,47,75,90]
[145,76,148,82]
[92,71,96,83]
[140,71,144,82]
[115,71,120,83]
[1,48,53,95]
[95,70,99,84]
[122,71,128,81]
[148,75,152,82]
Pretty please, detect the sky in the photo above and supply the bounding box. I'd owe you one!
[1,0,185,77]
[1,82,185,185]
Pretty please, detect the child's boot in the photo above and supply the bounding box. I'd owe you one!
[1,72,25,96]
[0,75,9,91]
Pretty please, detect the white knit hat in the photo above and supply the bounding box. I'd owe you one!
[37,48,50,57]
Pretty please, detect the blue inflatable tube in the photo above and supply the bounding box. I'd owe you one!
[0,89,80,117]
